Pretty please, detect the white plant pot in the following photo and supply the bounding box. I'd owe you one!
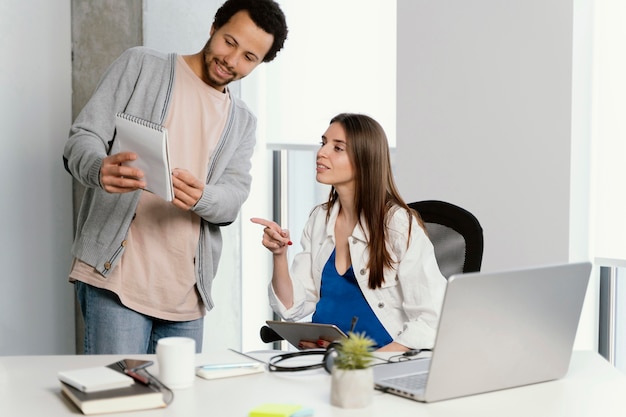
[330,367,374,408]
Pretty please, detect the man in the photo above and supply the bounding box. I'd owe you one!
[63,0,288,354]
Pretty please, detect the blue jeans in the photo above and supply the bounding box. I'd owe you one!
[75,281,204,354]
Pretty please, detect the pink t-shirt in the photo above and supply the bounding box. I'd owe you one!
[71,56,231,321]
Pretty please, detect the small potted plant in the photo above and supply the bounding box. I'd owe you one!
[330,332,376,408]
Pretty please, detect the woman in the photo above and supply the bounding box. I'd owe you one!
[251,113,446,352]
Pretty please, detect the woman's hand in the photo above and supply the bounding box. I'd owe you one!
[250,217,292,255]
[375,341,411,352]
[250,217,294,308]
[298,338,331,350]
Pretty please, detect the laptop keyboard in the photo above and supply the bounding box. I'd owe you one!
[382,372,428,391]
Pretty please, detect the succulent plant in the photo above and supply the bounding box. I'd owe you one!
[333,332,375,370]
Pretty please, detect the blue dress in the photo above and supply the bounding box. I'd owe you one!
[312,249,392,348]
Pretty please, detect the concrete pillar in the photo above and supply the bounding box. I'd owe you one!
[70,0,142,353]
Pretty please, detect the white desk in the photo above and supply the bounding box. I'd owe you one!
[1,350,625,416]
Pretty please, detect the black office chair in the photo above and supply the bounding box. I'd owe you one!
[408,200,484,279]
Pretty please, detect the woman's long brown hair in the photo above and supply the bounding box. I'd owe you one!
[325,113,422,289]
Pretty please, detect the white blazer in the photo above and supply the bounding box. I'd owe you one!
[269,202,447,349]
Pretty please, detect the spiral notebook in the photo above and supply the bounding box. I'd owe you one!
[114,112,173,201]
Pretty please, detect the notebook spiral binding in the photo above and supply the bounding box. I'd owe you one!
[116,112,164,131]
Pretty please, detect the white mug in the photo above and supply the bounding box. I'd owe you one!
[156,337,196,389]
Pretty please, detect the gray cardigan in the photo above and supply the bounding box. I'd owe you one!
[63,47,257,311]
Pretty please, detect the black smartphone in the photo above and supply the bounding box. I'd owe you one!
[121,359,154,372]
[118,359,154,385]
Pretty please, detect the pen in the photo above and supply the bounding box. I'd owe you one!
[349,316,359,333]
[198,362,262,371]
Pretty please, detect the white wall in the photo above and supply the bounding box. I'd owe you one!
[0,1,74,354]
[590,2,626,261]
[396,0,595,349]
[397,0,574,271]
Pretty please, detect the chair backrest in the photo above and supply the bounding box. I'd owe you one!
[408,200,484,278]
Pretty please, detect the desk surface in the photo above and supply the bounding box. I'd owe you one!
[1,350,625,417]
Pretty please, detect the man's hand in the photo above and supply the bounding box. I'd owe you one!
[172,168,204,210]
[100,152,146,193]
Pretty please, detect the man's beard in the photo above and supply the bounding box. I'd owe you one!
[202,42,235,90]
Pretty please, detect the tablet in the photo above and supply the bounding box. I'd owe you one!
[266,320,347,350]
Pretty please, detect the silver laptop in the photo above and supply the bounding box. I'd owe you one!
[374,262,592,402]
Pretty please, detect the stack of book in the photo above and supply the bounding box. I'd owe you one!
[58,361,167,415]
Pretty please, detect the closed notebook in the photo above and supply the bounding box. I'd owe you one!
[60,381,166,415]
[57,366,134,393]
[114,112,173,201]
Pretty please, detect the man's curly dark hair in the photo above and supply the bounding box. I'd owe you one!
[213,0,288,63]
